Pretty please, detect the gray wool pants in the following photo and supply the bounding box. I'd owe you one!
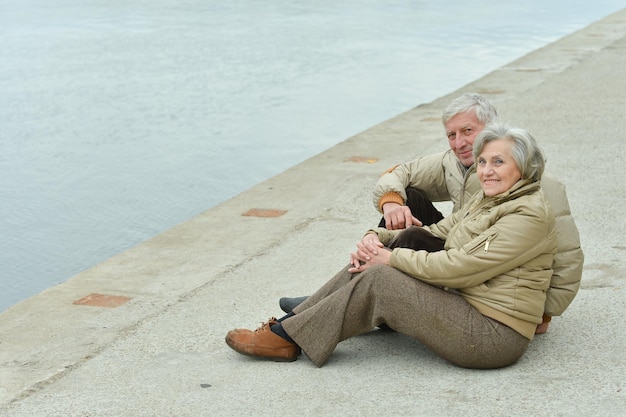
[281,264,529,368]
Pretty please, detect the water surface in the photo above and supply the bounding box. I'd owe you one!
[0,1,621,311]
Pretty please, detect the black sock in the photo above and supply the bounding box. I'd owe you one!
[270,323,295,344]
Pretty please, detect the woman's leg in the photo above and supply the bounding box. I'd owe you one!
[225,265,363,362]
[282,265,528,368]
[282,227,445,315]
[291,264,355,314]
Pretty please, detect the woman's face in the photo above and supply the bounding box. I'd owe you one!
[476,139,522,197]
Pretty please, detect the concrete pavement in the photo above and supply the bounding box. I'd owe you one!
[1,8,625,417]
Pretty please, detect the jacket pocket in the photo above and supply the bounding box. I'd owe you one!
[464,231,499,255]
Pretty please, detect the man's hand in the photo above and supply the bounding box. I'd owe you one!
[382,203,422,230]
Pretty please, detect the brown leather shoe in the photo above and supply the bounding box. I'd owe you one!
[225,318,300,362]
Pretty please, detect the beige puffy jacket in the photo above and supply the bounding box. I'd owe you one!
[373,150,583,317]
[372,181,557,340]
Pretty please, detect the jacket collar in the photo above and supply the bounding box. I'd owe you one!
[484,179,540,203]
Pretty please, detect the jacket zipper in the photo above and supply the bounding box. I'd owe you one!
[466,231,498,255]
[484,234,495,253]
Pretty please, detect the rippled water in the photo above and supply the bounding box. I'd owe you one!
[0,0,621,312]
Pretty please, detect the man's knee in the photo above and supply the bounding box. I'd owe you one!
[388,227,445,251]
[404,188,444,225]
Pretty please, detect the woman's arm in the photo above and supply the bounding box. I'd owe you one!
[390,205,554,288]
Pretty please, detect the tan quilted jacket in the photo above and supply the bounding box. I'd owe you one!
[372,181,557,339]
[373,150,583,317]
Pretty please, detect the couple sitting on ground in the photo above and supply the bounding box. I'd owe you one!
[225,93,583,368]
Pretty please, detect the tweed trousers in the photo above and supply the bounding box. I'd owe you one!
[281,264,529,368]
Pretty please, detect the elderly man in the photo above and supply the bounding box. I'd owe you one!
[281,93,583,334]
[375,93,498,229]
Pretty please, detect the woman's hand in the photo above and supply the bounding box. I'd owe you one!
[348,233,391,273]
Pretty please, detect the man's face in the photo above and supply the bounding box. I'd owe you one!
[444,110,485,167]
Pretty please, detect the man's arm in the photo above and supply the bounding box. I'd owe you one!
[381,202,422,229]
[534,175,584,334]
[372,151,452,229]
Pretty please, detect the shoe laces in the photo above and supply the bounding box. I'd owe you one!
[255,317,278,333]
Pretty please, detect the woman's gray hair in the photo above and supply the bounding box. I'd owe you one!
[472,123,546,181]
[442,93,498,125]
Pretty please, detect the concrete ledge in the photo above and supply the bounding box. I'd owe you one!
[1,8,625,416]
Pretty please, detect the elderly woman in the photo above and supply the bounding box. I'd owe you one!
[225,123,556,369]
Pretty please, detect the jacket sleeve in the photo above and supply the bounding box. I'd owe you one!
[421,209,460,242]
[389,201,555,289]
[367,210,459,247]
[372,151,452,212]
[540,176,584,316]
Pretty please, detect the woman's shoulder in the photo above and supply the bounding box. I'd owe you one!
[510,188,555,227]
